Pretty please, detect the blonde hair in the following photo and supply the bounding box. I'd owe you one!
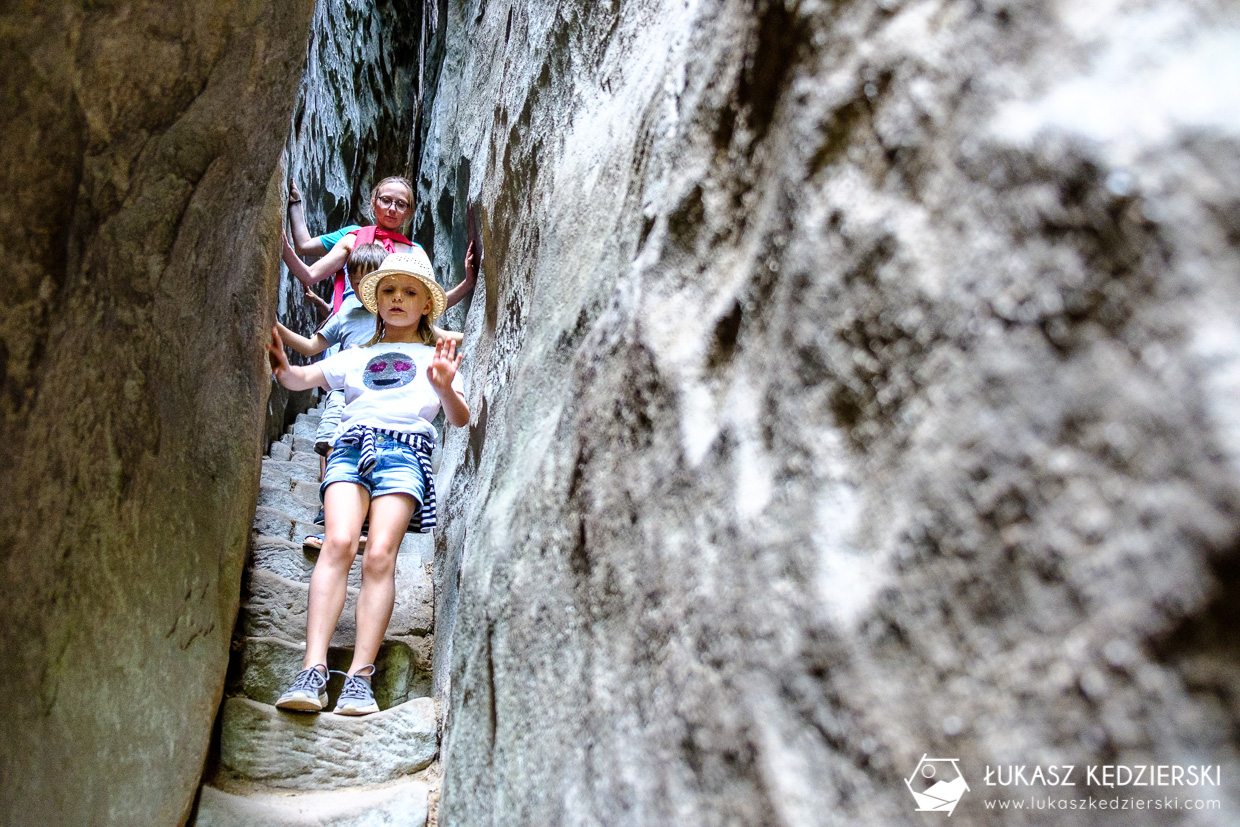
[365,176,414,227]
[364,274,436,347]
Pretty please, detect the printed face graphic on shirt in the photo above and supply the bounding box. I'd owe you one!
[363,351,417,390]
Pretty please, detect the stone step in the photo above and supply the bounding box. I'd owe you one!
[239,569,357,647]
[275,431,319,455]
[253,507,320,546]
[260,458,320,488]
[292,418,321,442]
[289,449,322,473]
[239,564,432,647]
[398,532,435,568]
[257,482,319,525]
[196,778,428,827]
[230,636,429,709]
[217,696,437,790]
[251,536,362,588]
[251,533,434,585]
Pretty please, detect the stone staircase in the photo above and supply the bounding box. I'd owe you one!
[195,406,439,826]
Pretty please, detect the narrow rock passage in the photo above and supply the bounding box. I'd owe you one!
[196,405,439,826]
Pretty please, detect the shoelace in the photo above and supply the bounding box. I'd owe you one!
[290,666,328,693]
[332,664,377,702]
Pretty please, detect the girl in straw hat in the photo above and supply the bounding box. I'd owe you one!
[266,249,468,715]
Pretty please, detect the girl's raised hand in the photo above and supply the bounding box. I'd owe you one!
[266,326,291,375]
[427,338,462,392]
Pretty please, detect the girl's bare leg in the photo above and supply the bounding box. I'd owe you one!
[348,492,416,674]
[303,482,369,669]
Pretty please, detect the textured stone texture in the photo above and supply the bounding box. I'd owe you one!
[262,458,321,487]
[289,445,324,475]
[417,0,1240,824]
[241,555,433,644]
[251,534,437,586]
[218,696,438,790]
[254,506,302,543]
[240,568,357,644]
[0,0,315,822]
[251,535,356,585]
[283,0,420,229]
[197,780,430,827]
[258,481,321,524]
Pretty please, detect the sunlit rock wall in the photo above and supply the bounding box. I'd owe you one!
[418,0,1240,823]
[0,0,314,822]
[267,0,422,445]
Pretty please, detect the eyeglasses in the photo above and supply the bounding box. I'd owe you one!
[376,195,410,211]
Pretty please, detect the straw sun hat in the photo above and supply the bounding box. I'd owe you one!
[358,250,447,322]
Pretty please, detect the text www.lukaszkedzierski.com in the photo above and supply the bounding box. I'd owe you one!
[984,797,1221,811]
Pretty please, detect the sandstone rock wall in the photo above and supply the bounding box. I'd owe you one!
[0,1,315,822]
[416,0,1240,823]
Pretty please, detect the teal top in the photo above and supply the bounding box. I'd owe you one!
[318,224,363,251]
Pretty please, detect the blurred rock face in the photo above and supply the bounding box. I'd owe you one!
[418,0,1240,823]
[0,0,313,822]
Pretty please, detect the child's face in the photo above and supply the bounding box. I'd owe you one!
[376,275,430,326]
[349,269,370,298]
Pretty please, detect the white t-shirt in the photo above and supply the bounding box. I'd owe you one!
[318,341,464,443]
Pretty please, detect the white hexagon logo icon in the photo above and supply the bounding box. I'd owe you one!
[905,754,969,815]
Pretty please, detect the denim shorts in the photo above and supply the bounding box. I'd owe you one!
[315,390,346,455]
[320,434,427,505]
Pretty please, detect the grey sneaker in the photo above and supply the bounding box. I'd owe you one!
[275,665,329,712]
[333,664,379,715]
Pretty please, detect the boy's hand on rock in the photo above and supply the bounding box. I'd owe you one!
[288,178,302,204]
[303,287,330,317]
[427,338,462,392]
